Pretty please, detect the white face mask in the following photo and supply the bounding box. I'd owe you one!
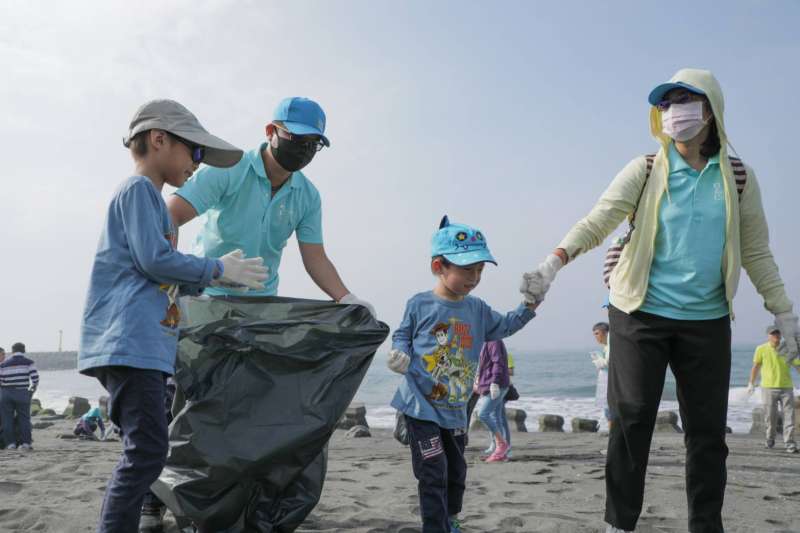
[661,101,711,142]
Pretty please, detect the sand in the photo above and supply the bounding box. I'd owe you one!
[0,421,798,532]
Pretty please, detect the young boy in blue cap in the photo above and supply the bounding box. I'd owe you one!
[387,216,539,533]
[78,99,269,533]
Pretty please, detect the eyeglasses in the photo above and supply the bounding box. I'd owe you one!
[656,92,701,112]
[275,127,326,152]
[171,134,205,163]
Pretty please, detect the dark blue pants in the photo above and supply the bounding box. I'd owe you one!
[141,378,176,515]
[0,388,32,446]
[93,367,169,533]
[406,416,467,533]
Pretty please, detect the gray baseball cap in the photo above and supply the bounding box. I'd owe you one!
[767,325,781,335]
[123,99,243,168]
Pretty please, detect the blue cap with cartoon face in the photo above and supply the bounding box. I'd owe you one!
[431,215,497,266]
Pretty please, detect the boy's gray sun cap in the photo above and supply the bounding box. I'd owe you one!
[122,99,243,168]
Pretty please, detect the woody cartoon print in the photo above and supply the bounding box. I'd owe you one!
[423,321,474,403]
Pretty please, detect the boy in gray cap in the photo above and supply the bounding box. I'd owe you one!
[78,99,269,533]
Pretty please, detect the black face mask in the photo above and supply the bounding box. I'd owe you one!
[270,135,316,172]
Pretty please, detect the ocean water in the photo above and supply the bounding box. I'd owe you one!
[34,345,784,434]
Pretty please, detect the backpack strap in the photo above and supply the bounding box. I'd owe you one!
[729,157,747,199]
[629,154,656,226]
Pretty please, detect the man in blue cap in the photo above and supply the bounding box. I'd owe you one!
[167,96,375,314]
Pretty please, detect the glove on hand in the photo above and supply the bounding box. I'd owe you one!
[775,312,800,362]
[746,383,755,396]
[339,293,377,319]
[387,349,410,374]
[520,254,564,304]
[212,249,269,290]
[592,356,608,371]
[490,383,500,400]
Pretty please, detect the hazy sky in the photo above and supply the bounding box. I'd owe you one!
[2,1,798,352]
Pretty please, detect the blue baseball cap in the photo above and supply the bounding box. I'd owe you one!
[648,81,705,106]
[431,215,497,266]
[273,97,330,147]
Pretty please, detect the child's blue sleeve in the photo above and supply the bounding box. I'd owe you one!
[392,299,437,395]
[121,181,217,286]
[391,300,415,354]
[483,301,536,341]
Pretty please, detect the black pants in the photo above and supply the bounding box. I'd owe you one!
[93,367,170,533]
[406,416,467,533]
[605,306,730,533]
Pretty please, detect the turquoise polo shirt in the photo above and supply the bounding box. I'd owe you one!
[640,143,728,320]
[175,144,323,296]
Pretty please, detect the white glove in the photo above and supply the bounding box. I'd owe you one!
[591,353,608,370]
[520,254,564,304]
[775,312,800,362]
[746,383,755,396]
[211,249,269,291]
[387,349,410,374]
[339,293,377,319]
[490,383,500,400]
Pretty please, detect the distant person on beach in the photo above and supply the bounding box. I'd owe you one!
[166,96,375,317]
[0,342,39,451]
[520,68,798,533]
[78,99,267,533]
[747,325,800,453]
[475,339,512,461]
[590,322,613,429]
[73,406,107,440]
[386,215,539,533]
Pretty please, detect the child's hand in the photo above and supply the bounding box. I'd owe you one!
[525,300,541,311]
[387,349,411,374]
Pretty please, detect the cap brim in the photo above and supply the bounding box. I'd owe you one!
[442,250,497,266]
[283,121,330,147]
[647,82,706,105]
[173,129,244,168]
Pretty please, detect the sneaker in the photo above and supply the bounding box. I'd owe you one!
[787,444,798,454]
[765,439,775,449]
[606,525,634,533]
[483,442,496,455]
[5,444,17,450]
[139,505,166,532]
[139,513,165,532]
[449,516,463,533]
[20,443,32,451]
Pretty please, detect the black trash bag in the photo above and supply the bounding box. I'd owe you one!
[150,295,389,532]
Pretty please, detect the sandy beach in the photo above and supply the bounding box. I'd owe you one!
[0,420,798,532]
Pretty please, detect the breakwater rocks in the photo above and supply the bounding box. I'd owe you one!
[27,351,77,371]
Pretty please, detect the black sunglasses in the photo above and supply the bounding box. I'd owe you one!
[171,134,205,163]
[275,127,326,152]
[656,92,703,112]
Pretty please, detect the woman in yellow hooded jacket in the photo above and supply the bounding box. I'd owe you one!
[520,69,798,533]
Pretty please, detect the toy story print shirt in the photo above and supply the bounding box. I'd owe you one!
[390,291,535,429]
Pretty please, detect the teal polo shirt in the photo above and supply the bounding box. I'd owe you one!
[176,143,323,296]
[640,143,728,320]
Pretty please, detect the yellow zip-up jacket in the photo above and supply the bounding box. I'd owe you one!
[556,69,793,317]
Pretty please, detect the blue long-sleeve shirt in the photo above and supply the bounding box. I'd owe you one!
[78,176,222,375]
[390,291,535,429]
